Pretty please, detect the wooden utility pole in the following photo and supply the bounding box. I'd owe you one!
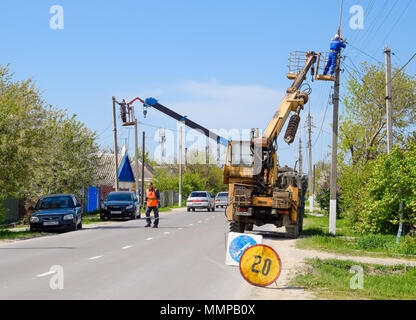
[385,46,393,154]
[112,96,119,191]
[141,131,145,209]
[329,56,341,235]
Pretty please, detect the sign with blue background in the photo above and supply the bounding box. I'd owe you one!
[225,232,263,266]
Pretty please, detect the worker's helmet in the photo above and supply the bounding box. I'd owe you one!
[334,34,339,40]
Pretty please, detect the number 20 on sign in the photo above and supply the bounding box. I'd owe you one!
[239,244,282,287]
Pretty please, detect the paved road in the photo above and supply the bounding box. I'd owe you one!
[0,208,253,300]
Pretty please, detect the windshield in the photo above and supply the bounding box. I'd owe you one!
[217,192,228,197]
[189,192,207,198]
[37,196,74,209]
[231,140,253,167]
[106,193,132,201]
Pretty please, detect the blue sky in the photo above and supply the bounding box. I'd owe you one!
[1,0,415,171]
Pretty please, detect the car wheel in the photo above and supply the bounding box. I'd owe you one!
[212,206,215,212]
[187,208,190,212]
[192,208,195,212]
[78,221,83,230]
[71,222,78,231]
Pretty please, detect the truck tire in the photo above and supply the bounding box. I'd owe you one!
[229,221,246,233]
[286,206,303,238]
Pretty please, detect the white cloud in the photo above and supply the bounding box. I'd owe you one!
[147,79,285,130]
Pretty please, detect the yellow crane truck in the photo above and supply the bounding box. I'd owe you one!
[223,51,323,238]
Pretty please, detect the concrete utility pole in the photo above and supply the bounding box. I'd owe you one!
[298,137,303,176]
[184,147,188,170]
[159,128,166,163]
[307,112,313,212]
[134,120,140,199]
[385,46,393,154]
[329,56,341,235]
[178,123,183,206]
[141,131,145,210]
[112,97,119,191]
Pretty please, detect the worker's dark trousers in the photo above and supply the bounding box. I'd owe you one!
[324,53,338,75]
[146,206,159,226]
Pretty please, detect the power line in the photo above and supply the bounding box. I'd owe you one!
[372,0,412,57]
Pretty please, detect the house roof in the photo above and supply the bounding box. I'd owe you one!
[95,153,153,186]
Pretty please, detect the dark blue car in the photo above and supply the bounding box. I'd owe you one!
[100,191,140,221]
[29,194,83,232]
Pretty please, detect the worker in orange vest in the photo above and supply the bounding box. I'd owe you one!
[145,182,160,228]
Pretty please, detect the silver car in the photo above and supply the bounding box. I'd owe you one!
[186,191,215,212]
[215,192,228,209]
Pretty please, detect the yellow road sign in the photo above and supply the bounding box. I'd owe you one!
[239,244,282,287]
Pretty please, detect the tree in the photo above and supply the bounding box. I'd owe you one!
[0,65,49,198]
[0,64,102,202]
[339,62,416,165]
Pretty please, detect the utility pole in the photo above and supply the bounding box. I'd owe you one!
[134,119,140,200]
[329,56,341,235]
[159,128,166,163]
[141,131,145,210]
[298,137,303,176]
[112,96,119,191]
[184,147,188,170]
[385,46,393,154]
[307,111,313,213]
[178,123,183,206]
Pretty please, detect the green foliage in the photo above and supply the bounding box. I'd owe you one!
[353,145,416,234]
[340,62,416,165]
[0,64,102,202]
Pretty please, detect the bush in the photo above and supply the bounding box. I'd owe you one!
[315,172,342,217]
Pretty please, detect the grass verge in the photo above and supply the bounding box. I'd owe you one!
[299,214,416,259]
[291,258,416,300]
[0,228,46,240]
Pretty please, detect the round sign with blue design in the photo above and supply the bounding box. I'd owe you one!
[229,235,257,262]
[225,232,263,266]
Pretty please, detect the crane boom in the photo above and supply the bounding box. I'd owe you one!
[143,98,229,146]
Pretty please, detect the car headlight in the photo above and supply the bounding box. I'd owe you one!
[30,216,39,223]
[126,205,133,210]
[63,214,74,220]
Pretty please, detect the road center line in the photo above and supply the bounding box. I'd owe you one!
[36,270,56,278]
[122,246,132,250]
[164,232,170,235]
[145,237,153,241]
[88,256,102,261]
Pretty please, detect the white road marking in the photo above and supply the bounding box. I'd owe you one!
[88,256,102,261]
[122,246,132,250]
[198,220,203,223]
[164,232,170,235]
[188,224,193,226]
[145,237,153,241]
[177,228,183,230]
[36,270,56,278]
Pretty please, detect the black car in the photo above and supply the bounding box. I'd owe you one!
[100,191,140,221]
[29,194,83,232]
